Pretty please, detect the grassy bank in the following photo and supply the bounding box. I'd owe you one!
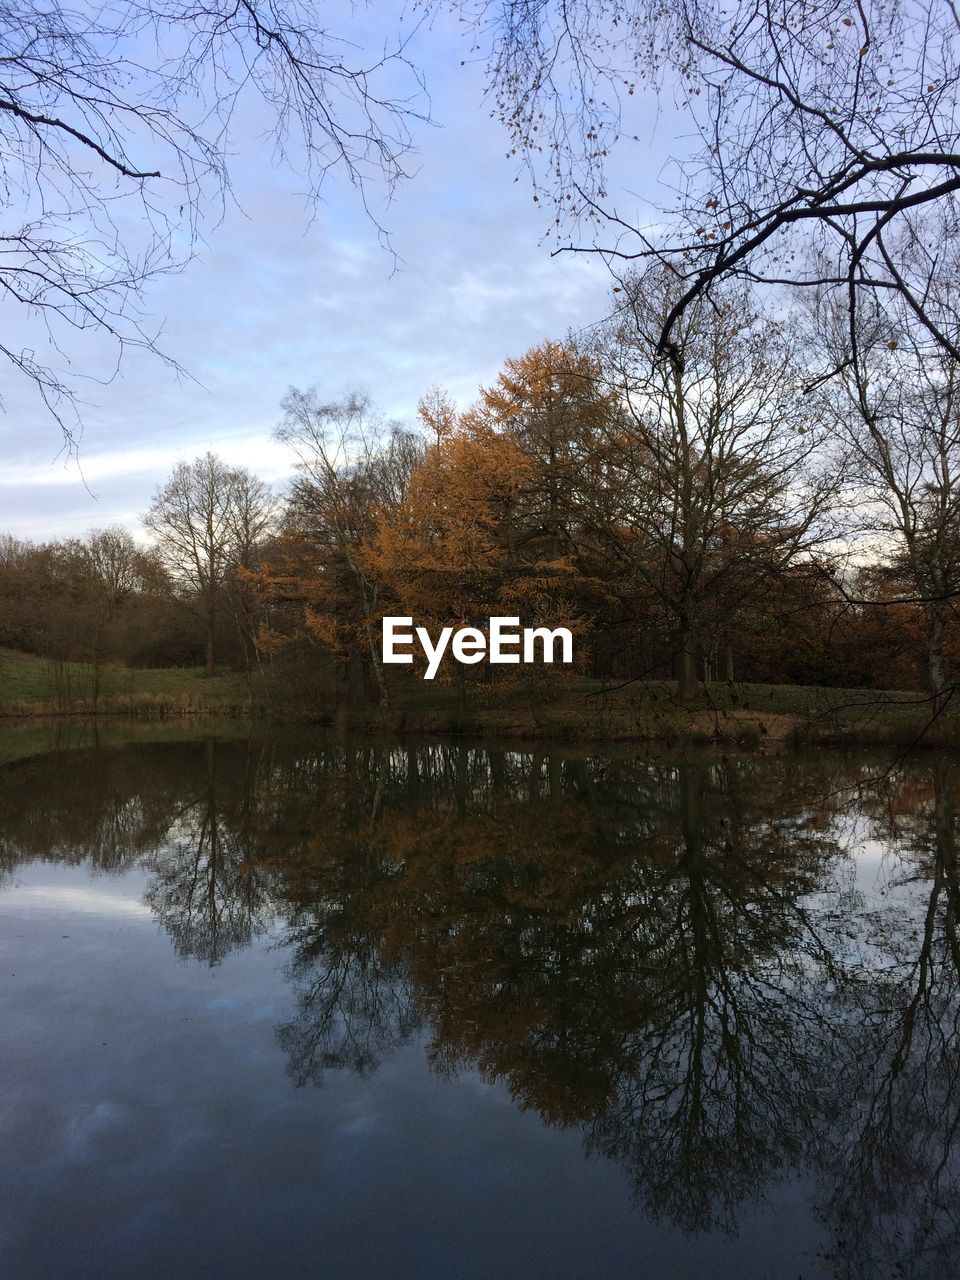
[0,649,260,718]
[0,716,256,767]
[2,649,956,748]
[332,676,960,750]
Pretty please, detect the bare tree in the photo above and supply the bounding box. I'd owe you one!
[595,267,834,699]
[223,467,277,683]
[82,526,148,607]
[144,452,272,675]
[17,0,960,441]
[0,0,429,436]
[814,280,960,715]
[469,1,960,366]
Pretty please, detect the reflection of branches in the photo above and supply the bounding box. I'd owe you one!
[538,763,850,1230]
[278,939,420,1085]
[270,749,852,1231]
[144,811,270,966]
[821,763,960,1278]
[261,742,960,1264]
[589,948,842,1230]
[143,741,271,965]
[0,737,176,873]
[7,731,960,1275]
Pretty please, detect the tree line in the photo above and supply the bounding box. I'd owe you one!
[0,456,274,678]
[2,266,958,710]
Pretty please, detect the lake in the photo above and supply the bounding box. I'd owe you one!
[0,727,957,1278]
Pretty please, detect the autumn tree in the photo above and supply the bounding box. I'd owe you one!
[470,340,618,565]
[371,413,532,668]
[417,386,457,449]
[372,346,613,697]
[144,453,273,676]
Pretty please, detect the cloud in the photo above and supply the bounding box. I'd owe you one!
[0,10,679,541]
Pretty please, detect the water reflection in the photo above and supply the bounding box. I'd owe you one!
[1,733,958,1276]
[818,761,960,1277]
[144,740,274,964]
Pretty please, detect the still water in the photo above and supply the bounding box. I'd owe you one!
[0,728,957,1279]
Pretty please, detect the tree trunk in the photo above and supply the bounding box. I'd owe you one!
[204,599,215,677]
[924,604,948,715]
[677,648,697,702]
[725,640,735,683]
[363,613,391,714]
[677,617,698,702]
[354,570,389,715]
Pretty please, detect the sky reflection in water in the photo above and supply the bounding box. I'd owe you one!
[0,731,957,1279]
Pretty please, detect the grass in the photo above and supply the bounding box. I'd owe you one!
[0,649,261,718]
[333,674,960,749]
[1,647,957,748]
[0,715,255,767]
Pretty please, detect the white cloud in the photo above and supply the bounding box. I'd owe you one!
[0,10,681,541]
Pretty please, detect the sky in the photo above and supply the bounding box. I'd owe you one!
[0,5,680,542]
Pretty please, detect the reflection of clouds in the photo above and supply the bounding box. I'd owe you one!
[64,1101,134,1161]
[6,885,150,917]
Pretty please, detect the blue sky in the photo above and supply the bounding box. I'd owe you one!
[0,7,680,541]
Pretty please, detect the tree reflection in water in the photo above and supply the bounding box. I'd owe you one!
[816,760,960,1279]
[142,738,274,965]
[1,731,958,1276]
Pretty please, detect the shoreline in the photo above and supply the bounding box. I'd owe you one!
[2,650,956,749]
[1,696,957,752]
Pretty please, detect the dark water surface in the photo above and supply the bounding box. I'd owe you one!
[1,728,958,1279]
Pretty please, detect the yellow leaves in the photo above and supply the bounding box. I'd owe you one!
[476,340,617,455]
[263,339,611,686]
[417,385,457,443]
[371,418,530,626]
[253,624,289,658]
[303,605,339,647]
